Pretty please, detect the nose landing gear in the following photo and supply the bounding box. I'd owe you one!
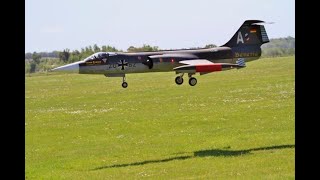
[122,76,128,88]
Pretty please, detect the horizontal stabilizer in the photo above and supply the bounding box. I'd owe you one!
[174,64,222,73]
[179,59,214,65]
[174,59,245,74]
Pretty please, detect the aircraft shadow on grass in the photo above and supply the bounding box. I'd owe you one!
[92,144,295,170]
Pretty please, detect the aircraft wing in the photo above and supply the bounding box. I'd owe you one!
[174,59,245,74]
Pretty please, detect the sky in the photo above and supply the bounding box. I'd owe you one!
[25,0,295,53]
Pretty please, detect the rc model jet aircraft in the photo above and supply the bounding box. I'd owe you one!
[52,20,270,88]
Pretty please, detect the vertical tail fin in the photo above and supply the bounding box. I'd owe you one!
[222,20,269,48]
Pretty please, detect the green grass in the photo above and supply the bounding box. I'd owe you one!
[26,56,295,179]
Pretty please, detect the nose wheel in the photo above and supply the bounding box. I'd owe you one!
[122,76,128,88]
[122,82,128,88]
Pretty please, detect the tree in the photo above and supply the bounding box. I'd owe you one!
[93,44,101,52]
[101,45,107,52]
[52,51,60,58]
[68,50,82,63]
[127,46,136,52]
[204,44,217,48]
[127,44,159,52]
[30,62,36,73]
[142,44,159,51]
[25,52,32,59]
[261,36,295,57]
[25,62,31,73]
[32,52,41,64]
[59,49,70,62]
[102,45,119,52]
[84,46,94,55]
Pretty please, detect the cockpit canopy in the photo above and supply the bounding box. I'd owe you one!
[84,52,117,62]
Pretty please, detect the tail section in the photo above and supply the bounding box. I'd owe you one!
[222,20,269,47]
[222,20,270,62]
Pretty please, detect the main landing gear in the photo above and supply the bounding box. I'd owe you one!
[122,76,128,88]
[175,73,198,86]
[175,75,184,85]
[189,77,197,86]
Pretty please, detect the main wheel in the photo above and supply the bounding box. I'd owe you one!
[189,77,197,86]
[122,82,128,88]
[175,76,184,85]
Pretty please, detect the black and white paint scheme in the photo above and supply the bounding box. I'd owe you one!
[52,20,270,88]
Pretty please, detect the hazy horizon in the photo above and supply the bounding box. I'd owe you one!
[26,0,294,53]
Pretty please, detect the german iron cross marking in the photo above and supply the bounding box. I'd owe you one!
[118,60,128,70]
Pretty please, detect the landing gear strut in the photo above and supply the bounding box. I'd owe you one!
[175,73,198,86]
[188,73,197,86]
[175,73,184,85]
[122,76,128,88]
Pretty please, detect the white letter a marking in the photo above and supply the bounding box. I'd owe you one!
[237,32,244,44]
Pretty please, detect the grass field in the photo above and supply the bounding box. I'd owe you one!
[26,56,295,179]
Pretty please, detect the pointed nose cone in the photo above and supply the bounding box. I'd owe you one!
[51,61,83,72]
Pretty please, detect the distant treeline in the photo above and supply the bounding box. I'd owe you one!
[261,36,295,57]
[25,37,294,74]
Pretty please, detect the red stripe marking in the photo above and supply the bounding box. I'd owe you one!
[195,64,222,72]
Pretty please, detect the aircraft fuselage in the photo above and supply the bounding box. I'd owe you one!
[51,20,269,88]
[78,46,261,75]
